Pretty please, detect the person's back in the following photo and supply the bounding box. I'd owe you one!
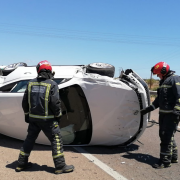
[26,77,61,122]
[15,60,74,174]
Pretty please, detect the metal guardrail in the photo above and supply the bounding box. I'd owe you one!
[149,90,157,95]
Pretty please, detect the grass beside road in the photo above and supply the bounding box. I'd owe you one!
[144,79,159,102]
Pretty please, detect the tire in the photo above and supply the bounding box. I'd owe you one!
[2,62,27,76]
[86,63,115,77]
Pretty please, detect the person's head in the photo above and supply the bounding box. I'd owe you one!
[36,60,52,74]
[151,62,170,80]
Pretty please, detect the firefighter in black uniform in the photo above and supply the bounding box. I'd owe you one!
[15,60,74,174]
[141,62,180,169]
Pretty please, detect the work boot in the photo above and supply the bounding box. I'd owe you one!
[55,164,74,174]
[15,162,32,172]
[152,161,171,169]
[15,151,31,172]
[171,159,178,163]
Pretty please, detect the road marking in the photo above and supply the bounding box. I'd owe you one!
[73,147,128,180]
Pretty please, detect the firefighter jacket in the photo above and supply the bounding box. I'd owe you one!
[151,72,180,115]
[22,77,62,122]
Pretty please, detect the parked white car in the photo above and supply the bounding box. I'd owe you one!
[0,62,150,146]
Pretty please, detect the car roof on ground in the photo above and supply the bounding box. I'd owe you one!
[3,65,84,84]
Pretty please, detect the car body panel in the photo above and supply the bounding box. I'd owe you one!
[71,73,141,145]
[0,65,150,146]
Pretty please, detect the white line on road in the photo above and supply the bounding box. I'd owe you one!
[73,147,128,180]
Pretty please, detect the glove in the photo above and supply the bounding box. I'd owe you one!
[140,105,154,115]
[25,114,29,123]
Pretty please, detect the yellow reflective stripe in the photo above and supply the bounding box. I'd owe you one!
[160,85,172,88]
[20,151,30,156]
[55,169,63,173]
[29,82,50,86]
[29,114,54,119]
[159,109,173,113]
[174,106,180,110]
[16,167,24,171]
[28,83,31,110]
[52,133,64,159]
[29,82,51,116]
[55,112,62,118]
[53,153,64,159]
[28,82,52,117]
[45,84,51,116]
[24,112,29,115]
[176,82,180,85]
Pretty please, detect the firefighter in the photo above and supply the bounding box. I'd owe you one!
[15,60,74,174]
[141,62,180,169]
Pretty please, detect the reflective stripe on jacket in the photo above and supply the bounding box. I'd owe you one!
[152,73,180,115]
[22,78,62,122]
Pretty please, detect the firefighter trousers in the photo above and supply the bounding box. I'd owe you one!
[17,121,66,168]
[159,113,179,164]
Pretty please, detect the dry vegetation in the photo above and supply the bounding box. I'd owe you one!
[144,79,159,102]
[145,79,159,91]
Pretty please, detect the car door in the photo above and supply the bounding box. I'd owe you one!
[0,92,27,140]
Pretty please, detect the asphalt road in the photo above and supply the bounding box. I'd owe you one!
[1,109,180,180]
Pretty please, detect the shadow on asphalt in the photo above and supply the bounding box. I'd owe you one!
[80,144,140,155]
[6,161,54,174]
[0,133,51,151]
[122,152,159,166]
[0,133,144,156]
[0,133,77,153]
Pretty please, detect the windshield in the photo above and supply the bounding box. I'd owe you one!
[9,79,66,93]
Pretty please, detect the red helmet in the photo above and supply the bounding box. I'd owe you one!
[36,60,52,73]
[151,62,170,76]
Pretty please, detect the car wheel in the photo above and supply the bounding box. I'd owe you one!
[2,62,27,76]
[86,63,115,77]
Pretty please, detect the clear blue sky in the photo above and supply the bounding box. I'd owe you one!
[0,0,180,78]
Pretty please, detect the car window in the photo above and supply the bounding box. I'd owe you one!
[0,78,70,93]
[10,80,29,92]
[9,78,68,93]
[0,82,17,92]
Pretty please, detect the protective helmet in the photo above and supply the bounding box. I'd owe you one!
[36,60,52,73]
[151,62,170,76]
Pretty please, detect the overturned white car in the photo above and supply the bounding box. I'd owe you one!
[0,62,150,146]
